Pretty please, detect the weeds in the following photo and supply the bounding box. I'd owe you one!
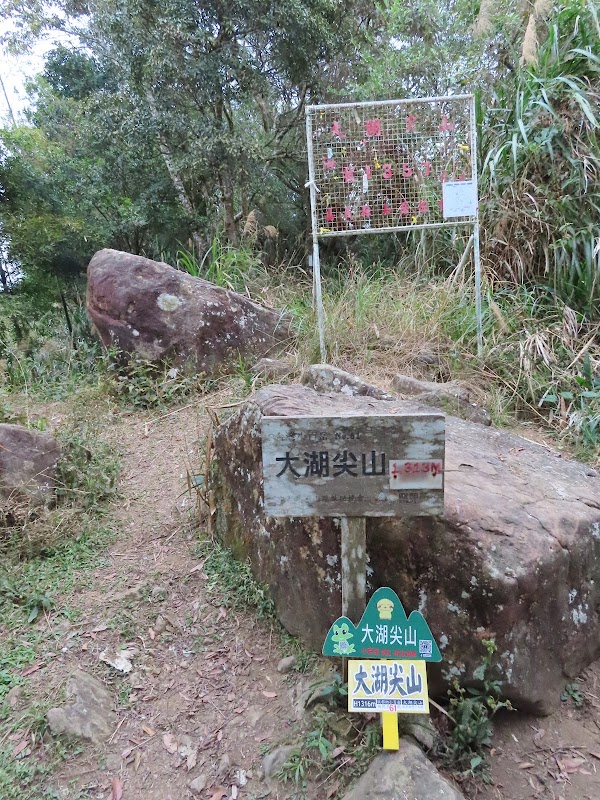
[561,681,585,708]
[442,639,513,782]
[277,705,380,796]
[196,537,276,619]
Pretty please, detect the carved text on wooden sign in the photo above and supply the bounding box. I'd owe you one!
[261,414,445,517]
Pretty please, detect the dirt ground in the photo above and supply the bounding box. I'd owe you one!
[6,389,600,800]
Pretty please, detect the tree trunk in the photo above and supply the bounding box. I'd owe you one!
[145,91,206,254]
[220,172,239,245]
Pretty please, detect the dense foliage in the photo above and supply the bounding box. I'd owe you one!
[0,0,597,316]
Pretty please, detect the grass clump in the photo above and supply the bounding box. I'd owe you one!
[441,639,513,783]
[195,537,276,619]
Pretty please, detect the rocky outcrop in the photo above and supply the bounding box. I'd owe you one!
[342,739,465,800]
[212,382,600,714]
[301,364,396,401]
[86,249,291,373]
[392,374,491,426]
[0,424,61,519]
[301,364,490,425]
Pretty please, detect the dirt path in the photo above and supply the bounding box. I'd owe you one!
[27,395,310,800]
[8,388,600,800]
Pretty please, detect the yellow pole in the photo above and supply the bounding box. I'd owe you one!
[381,712,399,750]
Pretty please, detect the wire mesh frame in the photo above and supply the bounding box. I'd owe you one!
[305,95,482,357]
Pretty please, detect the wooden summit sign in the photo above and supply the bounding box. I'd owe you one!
[262,414,445,518]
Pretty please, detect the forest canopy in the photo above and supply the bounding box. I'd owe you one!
[0,0,599,317]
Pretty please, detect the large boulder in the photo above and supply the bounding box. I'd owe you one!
[0,423,61,519]
[212,382,600,714]
[86,249,291,372]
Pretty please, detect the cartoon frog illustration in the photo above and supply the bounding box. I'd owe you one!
[331,622,356,655]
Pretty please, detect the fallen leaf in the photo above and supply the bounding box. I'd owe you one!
[162,733,178,754]
[187,749,198,771]
[558,756,586,774]
[142,725,155,737]
[262,691,277,699]
[121,747,133,759]
[12,741,28,758]
[217,730,223,742]
[589,750,600,760]
[217,607,227,621]
[331,746,345,759]
[533,727,545,743]
[528,775,544,794]
[100,649,134,674]
[149,629,155,641]
[231,786,239,799]
[518,762,535,769]
[21,663,44,677]
[134,750,142,772]
[91,623,109,633]
[111,777,124,800]
[208,788,227,800]
[327,780,341,798]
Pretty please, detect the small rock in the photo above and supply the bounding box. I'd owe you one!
[6,686,22,709]
[105,753,121,772]
[218,753,231,777]
[112,584,144,603]
[301,364,395,401]
[151,585,167,601]
[189,774,208,794]
[414,348,439,365]
[153,615,167,635]
[399,714,437,750]
[277,655,297,674]
[262,745,297,779]
[253,358,293,380]
[246,705,264,728]
[128,671,145,689]
[47,670,116,743]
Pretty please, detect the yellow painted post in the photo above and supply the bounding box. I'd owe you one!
[381,711,399,750]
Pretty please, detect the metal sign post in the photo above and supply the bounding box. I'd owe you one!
[262,413,445,749]
[305,95,482,357]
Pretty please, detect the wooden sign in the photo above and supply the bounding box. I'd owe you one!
[261,414,445,518]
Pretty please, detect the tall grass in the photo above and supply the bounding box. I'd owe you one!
[480,0,600,318]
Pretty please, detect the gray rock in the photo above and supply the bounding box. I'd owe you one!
[150,585,167,601]
[398,715,437,751]
[189,774,208,794]
[111,583,144,603]
[302,364,395,401]
[392,374,491,426]
[0,424,61,520]
[217,752,231,777]
[212,382,600,714]
[277,655,297,674]
[253,358,294,379]
[6,685,23,709]
[47,670,116,743]
[104,753,122,772]
[153,615,167,635]
[342,738,464,800]
[262,744,297,778]
[87,249,291,373]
